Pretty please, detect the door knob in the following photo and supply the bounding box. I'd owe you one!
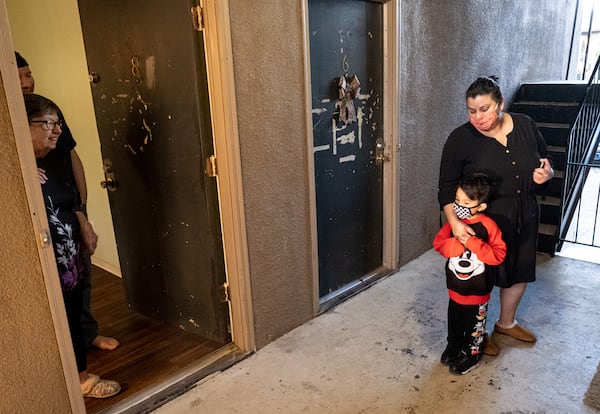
[89,72,100,83]
[375,137,390,165]
[101,158,118,191]
[100,177,118,191]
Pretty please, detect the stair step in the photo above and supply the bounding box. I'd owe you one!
[547,145,565,153]
[511,102,580,124]
[539,223,557,235]
[513,101,580,107]
[514,82,587,103]
[549,152,566,170]
[537,195,561,206]
[537,122,571,129]
[537,232,558,255]
[554,170,564,179]
[538,124,571,147]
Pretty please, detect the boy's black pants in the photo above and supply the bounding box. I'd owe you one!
[447,299,488,356]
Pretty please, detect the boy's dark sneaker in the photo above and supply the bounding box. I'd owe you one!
[440,345,460,365]
[449,351,480,375]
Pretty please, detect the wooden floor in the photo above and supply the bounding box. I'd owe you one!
[85,266,224,414]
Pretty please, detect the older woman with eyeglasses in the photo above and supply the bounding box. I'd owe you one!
[24,93,121,399]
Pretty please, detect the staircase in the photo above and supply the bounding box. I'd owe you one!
[509,81,588,255]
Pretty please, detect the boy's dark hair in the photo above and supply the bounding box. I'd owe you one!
[458,174,492,204]
[465,75,502,103]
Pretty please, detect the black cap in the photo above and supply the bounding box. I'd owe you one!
[15,51,28,68]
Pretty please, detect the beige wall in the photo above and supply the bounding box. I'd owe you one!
[0,48,75,414]
[6,0,121,275]
[398,0,578,265]
[228,0,316,347]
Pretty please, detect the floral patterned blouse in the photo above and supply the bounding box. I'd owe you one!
[37,133,83,292]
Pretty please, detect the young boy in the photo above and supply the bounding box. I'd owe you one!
[433,175,506,374]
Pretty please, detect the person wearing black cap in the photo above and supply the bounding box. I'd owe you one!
[16,51,119,352]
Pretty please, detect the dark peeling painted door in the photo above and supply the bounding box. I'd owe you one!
[78,0,230,343]
[309,0,385,298]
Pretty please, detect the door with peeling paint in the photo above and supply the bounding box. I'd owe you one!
[78,0,230,343]
[309,0,386,299]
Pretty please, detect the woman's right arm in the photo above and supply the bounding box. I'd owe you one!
[439,129,474,242]
[442,203,474,243]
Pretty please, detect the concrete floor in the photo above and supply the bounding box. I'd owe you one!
[154,249,600,414]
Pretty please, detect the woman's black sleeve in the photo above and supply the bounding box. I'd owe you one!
[438,132,463,208]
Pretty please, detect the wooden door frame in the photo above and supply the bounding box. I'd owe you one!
[302,0,400,312]
[0,2,86,410]
[0,0,254,410]
[202,0,255,353]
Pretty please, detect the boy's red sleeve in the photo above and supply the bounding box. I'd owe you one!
[464,216,507,265]
[433,222,465,258]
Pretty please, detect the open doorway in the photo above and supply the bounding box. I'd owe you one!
[85,267,225,413]
[5,1,246,412]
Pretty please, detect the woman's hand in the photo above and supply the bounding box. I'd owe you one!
[533,157,554,184]
[451,220,474,244]
[443,203,475,243]
[75,211,98,255]
[38,168,48,184]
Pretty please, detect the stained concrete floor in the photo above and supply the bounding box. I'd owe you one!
[154,249,600,414]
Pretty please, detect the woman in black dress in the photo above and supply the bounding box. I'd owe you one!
[25,93,120,398]
[438,76,554,352]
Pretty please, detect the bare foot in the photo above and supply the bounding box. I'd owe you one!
[92,335,120,350]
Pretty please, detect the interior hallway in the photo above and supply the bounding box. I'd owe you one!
[153,249,600,414]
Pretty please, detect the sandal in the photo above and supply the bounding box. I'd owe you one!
[81,374,121,398]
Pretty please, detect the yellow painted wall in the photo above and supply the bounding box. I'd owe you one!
[0,19,78,411]
[6,0,121,275]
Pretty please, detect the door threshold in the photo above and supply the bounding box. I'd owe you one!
[318,266,394,315]
[97,343,249,414]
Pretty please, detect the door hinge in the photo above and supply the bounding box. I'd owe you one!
[191,3,204,32]
[218,282,230,303]
[205,155,217,177]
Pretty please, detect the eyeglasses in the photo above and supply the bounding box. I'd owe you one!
[30,119,63,131]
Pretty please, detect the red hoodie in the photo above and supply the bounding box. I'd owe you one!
[433,214,506,305]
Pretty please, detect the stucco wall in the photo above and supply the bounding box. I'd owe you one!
[0,78,71,411]
[398,0,578,265]
[228,0,315,348]
[226,0,578,348]
[227,0,578,348]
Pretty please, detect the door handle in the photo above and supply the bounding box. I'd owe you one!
[100,177,118,191]
[101,158,118,192]
[375,137,390,165]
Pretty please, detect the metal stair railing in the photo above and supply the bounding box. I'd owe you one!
[559,54,600,247]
